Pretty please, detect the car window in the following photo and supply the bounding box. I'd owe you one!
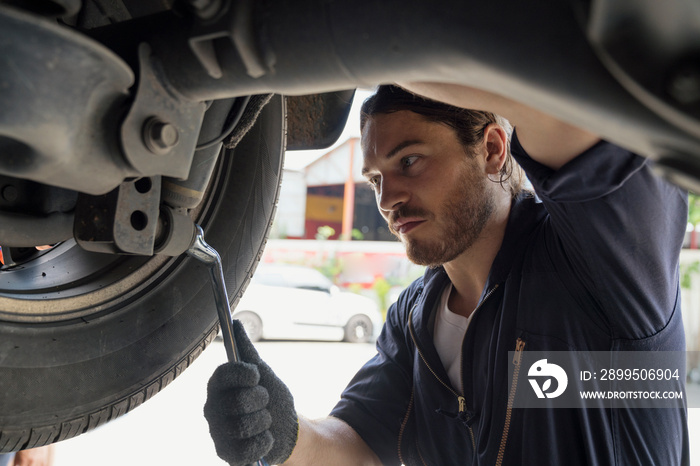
[253,266,333,293]
[287,268,333,293]
[251,269,288,287]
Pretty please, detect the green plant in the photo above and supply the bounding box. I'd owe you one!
[351,228,364,240]
[348,283,364,294]
[680,261,700,289]
[317,256,343,283]
[315,225,336,240]
[688,194,700,227]
[372,276,392,319]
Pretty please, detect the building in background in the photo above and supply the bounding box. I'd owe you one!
[272,138,394,241]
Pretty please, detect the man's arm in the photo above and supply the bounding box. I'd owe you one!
[205,320,387,466]
[397,82,600,170]
[283,416,382,466]
[12,445,54,466]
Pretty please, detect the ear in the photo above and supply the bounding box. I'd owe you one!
[483,124,508,176]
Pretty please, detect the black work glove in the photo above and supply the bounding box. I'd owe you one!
[205,320,299,466]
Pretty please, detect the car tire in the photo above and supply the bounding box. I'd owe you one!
[235,311,264,343]
[0,96,285,452]
[343,314,373,344]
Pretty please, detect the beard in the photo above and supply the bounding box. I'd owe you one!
[390,166,496,268]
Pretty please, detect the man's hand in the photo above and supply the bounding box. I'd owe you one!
[12,445,54,466]
[204,320,299,466]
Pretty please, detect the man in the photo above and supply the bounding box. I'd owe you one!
[204,84,689,465]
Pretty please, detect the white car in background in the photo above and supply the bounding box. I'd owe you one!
[233,264,383,343]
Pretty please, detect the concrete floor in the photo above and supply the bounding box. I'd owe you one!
[52,339,377,465]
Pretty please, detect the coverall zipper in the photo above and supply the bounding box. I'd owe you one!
[458,284,499,450]
[495,337,526,466]
[397,384,416,465]
[406,284,499,454]
[408,308,472,446]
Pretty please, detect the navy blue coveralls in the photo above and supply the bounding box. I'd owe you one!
[330,136,690,465]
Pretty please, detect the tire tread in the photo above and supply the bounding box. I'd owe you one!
[0,325,219,453]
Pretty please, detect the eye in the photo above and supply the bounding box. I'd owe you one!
[401,155,418,169]
[365,176,380,190]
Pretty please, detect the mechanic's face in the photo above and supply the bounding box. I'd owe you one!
[361,110,495,267]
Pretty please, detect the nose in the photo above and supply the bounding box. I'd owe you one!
[377,177,410,213]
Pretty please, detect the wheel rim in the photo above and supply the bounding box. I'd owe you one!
[0,153,227,323]
[354,323,368,340]
[238,313,262,341]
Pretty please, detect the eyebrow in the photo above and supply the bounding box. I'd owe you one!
[361,139,423,175]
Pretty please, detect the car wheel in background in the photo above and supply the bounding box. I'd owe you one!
[235,311,264,342]
[343,314,373,343]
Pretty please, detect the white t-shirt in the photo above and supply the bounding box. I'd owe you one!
[433,283,474,395]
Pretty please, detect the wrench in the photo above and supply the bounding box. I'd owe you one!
[187,225,270,466]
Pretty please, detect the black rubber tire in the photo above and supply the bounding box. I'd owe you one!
[343,314,374,344]
[0,96,285,453]
[234,311,264,342]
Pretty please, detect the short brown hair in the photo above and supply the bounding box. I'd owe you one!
[360,85,525,197]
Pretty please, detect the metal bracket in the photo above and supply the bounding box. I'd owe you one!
[187,0,272,79]
[153,206,197,256]
[74,176,162,255]
[120,43,207,180]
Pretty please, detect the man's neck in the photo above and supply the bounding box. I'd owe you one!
[443,195,511,319]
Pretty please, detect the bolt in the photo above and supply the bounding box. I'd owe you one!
[143,118,179,155]
[1,185,18,203]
